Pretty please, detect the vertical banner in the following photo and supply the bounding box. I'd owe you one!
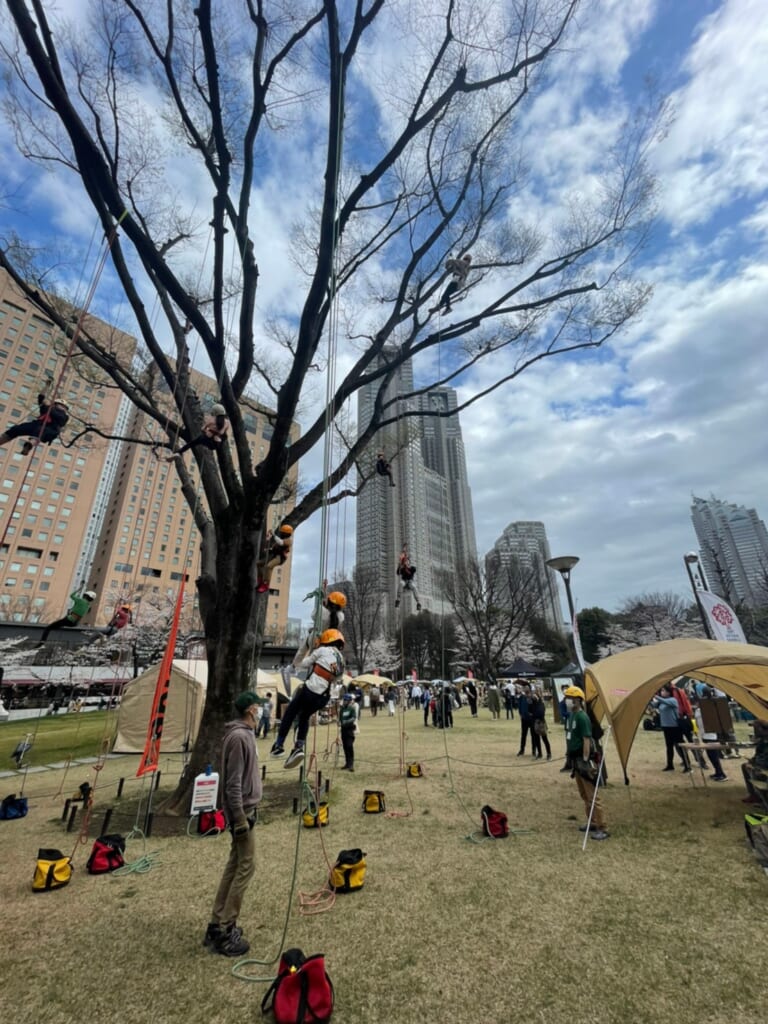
[697,591,747,643]
[136,575,188,777]
[572,613,586,672]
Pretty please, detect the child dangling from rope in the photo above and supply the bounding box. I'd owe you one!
[270,628,346,769]
[375,452,396,487]
[165,403,229,460]
[38,588,96,644]
[104,603,132,637]
[292,586,346,668]
[430,253,472,314]
[395,548,421,612]
[0,392,70,455]
[256,524,293,593]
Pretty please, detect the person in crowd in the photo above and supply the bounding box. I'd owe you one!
[742,719,768,806]
[464,678,478,718]
[256,692,273,739]
[486,678,501,720]
[422,686,431,726]
[652,686,691,773]
[671,679,705,768]
[530,690,552,760]
[270,629,345,768]
[386,685,397,716]
[502,681,516,720]
[517,684,534,755]
[369,683,380,717]
[339,692,357,771]
[204,690,267,957]
[564,685,609,841]
[411,681,422,710]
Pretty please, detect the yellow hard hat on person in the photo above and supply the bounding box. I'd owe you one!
[564,685,585,700]
[319,628,344,647]
[327,591,347,608]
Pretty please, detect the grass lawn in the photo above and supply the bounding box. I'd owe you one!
[0,707,765,1024]
[0,710,118,765]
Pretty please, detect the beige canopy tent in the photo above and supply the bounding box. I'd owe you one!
[351,674,394,688]
[585,639,768,780]
[114,662,293,753]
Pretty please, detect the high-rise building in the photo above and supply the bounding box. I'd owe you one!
[485,521,562,631]
[356,352,476,621]
[690,495,768,608]
[0,269,133,623]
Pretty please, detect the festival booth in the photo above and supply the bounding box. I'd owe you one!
[585,639,768,782]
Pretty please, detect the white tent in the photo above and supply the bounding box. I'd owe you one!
[113,659,208,753]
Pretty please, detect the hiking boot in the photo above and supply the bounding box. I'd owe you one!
[203,923,223,949]
[578,824,599,832]
[270,744,284,758]
[662,766,674,771]
[711,774,727,782]
[213,924,250,958]
[590,830,610,841]
[21,441,33,455]
[284,746,305,769]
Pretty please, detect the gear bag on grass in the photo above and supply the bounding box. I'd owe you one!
[86,833,126,874]
[302,802,329,828]
[362,789,385,813]
[329,848,366,893]
[481,805,509,839]
[406,762,423,778]
[261,947,334,1024]
[198,809,226,836]
[32,848,72,891]
[0,793,28,820]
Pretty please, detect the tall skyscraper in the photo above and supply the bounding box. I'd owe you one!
[485,522,562,631]
[356,352,476,620]
[690,495,768,608]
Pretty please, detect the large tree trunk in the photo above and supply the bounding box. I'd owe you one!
[162,501,265,814]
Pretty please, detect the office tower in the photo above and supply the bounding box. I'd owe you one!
[356,352,477,620]
[0,269,133,623]
[486,521,562,630]
[690,495,768,608]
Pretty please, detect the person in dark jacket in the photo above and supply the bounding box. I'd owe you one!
[0,393,69,454]
[464,679,478,717]
[339,692,357,771]
[204,690,267,958]
[517,685,534,755]
[530,691,552,760]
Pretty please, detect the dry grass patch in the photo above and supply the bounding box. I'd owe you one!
[0,710,765,1024]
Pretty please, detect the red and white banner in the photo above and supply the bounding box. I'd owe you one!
[136,575,188,777]
[697,590,746,643]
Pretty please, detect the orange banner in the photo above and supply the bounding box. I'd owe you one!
[136,575,187,777]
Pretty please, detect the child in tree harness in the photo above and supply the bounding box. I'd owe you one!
[395,551,421,611]
[270,629,346,769]
[0,394,69,455]
[256,524,293,593]
[104,604,132,636]
[375,452,396,487]
[292,589,346,667]
[165,404,229,460]
[39,589,96,643]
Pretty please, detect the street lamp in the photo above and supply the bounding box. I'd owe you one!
[546,555,579,624]
[683,552,713,639]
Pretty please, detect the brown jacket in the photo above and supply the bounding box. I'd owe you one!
[220,719,262,824]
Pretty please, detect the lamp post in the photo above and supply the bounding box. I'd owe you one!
[546,555,580,666]
[683,552,713,639]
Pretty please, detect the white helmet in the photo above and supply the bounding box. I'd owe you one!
[83,590,96,601]
[210,403,226,416]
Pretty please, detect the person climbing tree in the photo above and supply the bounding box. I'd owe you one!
[38,588,96,644]
[104,603,133,637]
[256,524,293,593]
[270,628,346,768]
[165,403,229,460]
[375,452,396,487]
[0,392,69,455]
[292,587,346,667]
[430,253,472,314]
[395,548,421,612]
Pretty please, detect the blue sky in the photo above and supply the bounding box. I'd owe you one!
[1,0,767,628]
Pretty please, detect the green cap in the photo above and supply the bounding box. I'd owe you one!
[234,690,267,713]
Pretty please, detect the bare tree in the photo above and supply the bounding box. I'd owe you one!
[0,0,659,807]
[336,566,386,674]
[438,557,542,678]
[401,611,455,680]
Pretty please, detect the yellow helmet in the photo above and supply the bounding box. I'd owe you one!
[319,628,344,647]
[564,685,585,700]
[327,591,347,608]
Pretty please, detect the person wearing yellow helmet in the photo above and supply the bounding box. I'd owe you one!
[564,684,609,840]
[256,524,294,593]
[271,629,345,768]
[165,402,230,461]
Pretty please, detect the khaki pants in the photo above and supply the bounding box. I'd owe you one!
[211,825,256,926]
[575,773,607,830]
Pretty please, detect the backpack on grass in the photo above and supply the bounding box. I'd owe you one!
[86,834,126,874]
[362,790,385,813]
[481,805,509,839]
[32,848,72,891]
[302,802,329,828]
[198,810,226,836]
[329,848,366,893]
[406,763,423,778]
[261,948,334,1024]
[0,793,28,820]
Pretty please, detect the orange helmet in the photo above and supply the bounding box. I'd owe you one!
[327,591,347,609]
[278,524,293,536]
[319,629,344,647]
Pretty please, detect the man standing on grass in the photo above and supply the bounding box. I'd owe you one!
[564,684,609,841]
[204,690,266,957]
